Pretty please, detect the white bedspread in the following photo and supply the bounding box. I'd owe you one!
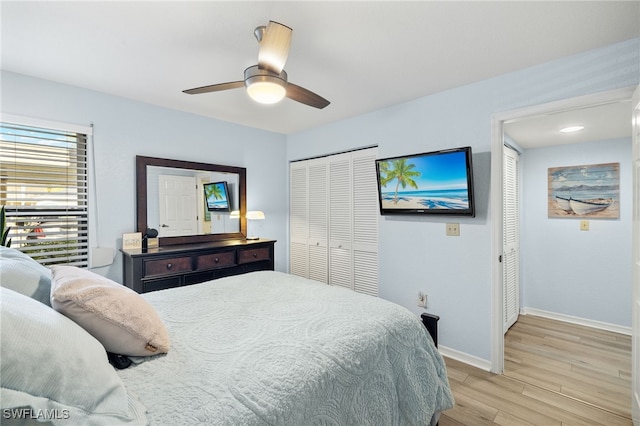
[117,271,454,425]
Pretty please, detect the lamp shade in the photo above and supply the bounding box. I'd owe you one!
[246,211,265,220]
[244,66,287,105]
[246,81,286,104]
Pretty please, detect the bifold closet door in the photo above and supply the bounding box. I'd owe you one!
[328,153,352,290]
[351,149,378,296]
[307,158,328,283]
[289,147,378,295]
[289,162,308,278]
[289,158,329,283]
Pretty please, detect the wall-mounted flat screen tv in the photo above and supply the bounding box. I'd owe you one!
[375,146,475,216]
[203,181,231,212]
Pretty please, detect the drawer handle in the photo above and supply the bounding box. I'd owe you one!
[214,257,219,263]
[166,263,172,270]
[252,253,258,258]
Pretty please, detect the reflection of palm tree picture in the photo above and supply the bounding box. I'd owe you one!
[205,183,223,201]
[379,159,421,204]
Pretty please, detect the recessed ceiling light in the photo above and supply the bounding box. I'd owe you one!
[560,125,584,133]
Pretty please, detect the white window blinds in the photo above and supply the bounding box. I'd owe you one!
[0,120,89,266]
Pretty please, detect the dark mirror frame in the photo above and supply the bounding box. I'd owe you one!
[136,155,247,246]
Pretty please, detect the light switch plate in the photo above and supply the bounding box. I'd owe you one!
[580,220,590,231]
[446,223,460,236]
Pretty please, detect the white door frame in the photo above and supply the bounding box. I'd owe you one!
[490,86,635,373]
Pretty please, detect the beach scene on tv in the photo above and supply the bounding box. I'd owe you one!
[377,151,471,211]
[204,182,230,211]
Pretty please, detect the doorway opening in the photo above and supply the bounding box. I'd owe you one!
[491,86,635,418]
[490,86,635,374]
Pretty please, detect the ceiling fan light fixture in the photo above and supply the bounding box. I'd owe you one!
[183,22,329,109]
[247,81,286,104]
[244,65,288,104]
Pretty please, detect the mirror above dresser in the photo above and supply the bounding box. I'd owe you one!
[136,155,247,246]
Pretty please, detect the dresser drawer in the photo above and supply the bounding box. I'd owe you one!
[143,276,182,293]
[196,251,236,270]
[144,256,192,277]
[238,247,271,264]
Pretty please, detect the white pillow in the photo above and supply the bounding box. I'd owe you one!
[0,287,147,425]
[50,265,170,357]
[0,246,52,306]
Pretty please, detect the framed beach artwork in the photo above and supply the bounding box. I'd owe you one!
[548,162,619,219]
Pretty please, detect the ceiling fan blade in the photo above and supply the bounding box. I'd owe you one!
[183,81,244,95]
[258,21,292,73]
[286,83,330,109]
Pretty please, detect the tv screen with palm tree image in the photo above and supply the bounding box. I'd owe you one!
[203,181,231,212]
[375,146,475,216]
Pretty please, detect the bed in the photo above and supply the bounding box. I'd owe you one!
[1,246,454,425]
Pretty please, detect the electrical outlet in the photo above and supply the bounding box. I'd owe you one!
[446,223,460,236]
[417,291,427,308]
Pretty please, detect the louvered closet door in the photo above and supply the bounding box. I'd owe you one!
[328,153,353,290]
[503,145,520,333]
[289,162,309,278]
[352,148,378,296]
[308,158,328,283]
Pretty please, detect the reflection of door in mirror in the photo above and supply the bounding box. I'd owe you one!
[158,175,198,237]
[147,165,240,236]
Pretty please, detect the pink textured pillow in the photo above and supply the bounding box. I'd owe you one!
[50,265,170,356]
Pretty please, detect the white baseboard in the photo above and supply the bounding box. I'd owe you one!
[439,345,492,372]
[520,307,631,336]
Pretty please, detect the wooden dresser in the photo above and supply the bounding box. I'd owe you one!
[121,239,275,293]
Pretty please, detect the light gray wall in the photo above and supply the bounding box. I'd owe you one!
[521,138,632,326]
[0,71,289,278]
[287,38,639,361]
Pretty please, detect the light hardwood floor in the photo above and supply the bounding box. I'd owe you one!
[439,314,632,426]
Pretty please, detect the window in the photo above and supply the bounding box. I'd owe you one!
[0,118,90,266]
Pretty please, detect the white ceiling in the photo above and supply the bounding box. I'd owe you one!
[504,99,633,150]
[1,1,638,137]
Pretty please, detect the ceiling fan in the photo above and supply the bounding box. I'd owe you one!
[183,21,330,109]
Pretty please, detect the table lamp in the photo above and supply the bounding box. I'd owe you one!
[246,211,265,240]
